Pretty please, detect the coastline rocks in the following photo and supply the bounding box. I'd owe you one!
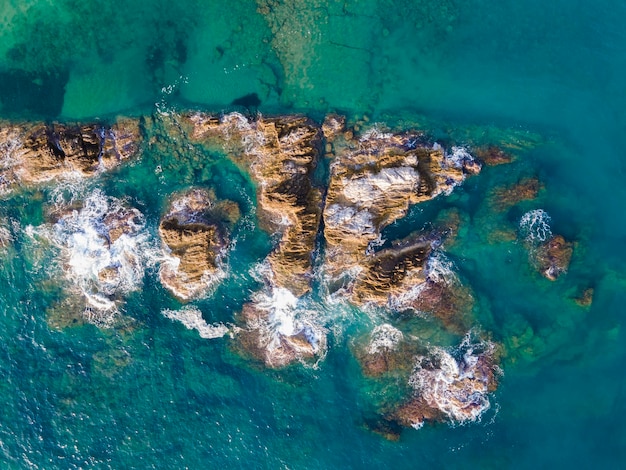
[392,338,499,429]
[159,189,238,301]
[185,112,322,297]
[322,128,478,285]
[0,119,140,193]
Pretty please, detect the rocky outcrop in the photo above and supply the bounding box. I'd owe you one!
[534,235,573,281]
[322,128,479,288]
[159,189,238,301]
[0,118,140,193]
[185,112,322,297]
[391,339,499,429]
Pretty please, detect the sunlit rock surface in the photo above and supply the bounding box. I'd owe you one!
[0,118,140,193]
[322,127,478,289]
[392,337,499,429]
[159,189,238,301]
[185,112,322,297]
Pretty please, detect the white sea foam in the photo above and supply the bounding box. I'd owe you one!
[37,189,156,326]
[519,209,552,243]
[424,250,456,285]
[408,336,496,425]
[162,306,230,339]
[367,324,404,355]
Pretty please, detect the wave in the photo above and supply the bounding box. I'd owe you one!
[34,189,155,326]
[519,209,552,243]
[161,306,231,339]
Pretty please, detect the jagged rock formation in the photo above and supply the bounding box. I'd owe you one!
[0,118,140,193]
[391,339,499,429]
[159,189,238,301]
[185,112,322,297]
[322,126,479,292]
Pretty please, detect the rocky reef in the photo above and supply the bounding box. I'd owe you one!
[490,177,542,211]
[183,112,325,366]
[159,189,239,301]
[321,121,479,292]
[391,338,499,429]
[534,234,573,281]
[0,118,140,194]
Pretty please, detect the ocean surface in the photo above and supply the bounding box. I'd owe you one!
[1,0,626,468]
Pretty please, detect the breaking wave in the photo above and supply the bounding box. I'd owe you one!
[161,306,231,339]
[34,189,156,326]
[519,209,552,243]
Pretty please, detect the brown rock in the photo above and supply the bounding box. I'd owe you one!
[474,145,513,166]
[534,235,573,281]
[322,130,472,285]
[159,189,237,300]
[490,177,542,211]
[184,112,322,297]
[574,287,594,307]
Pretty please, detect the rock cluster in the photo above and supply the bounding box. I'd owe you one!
[184,112,325,366]
[392,339,499,429]
[0,119,140,193]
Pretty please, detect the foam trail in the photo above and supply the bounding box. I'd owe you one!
[162,306,230,339]
[519,209,552,243]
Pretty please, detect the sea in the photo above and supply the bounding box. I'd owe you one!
[0,0,625,468]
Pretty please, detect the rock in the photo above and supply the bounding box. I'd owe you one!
[321,114,345,142]
[184,112,322,297]
[0,118,140,193]
[236,288,326,368]
[322,129,476,285]
[391,339,499,429]
[534,235,573,281]
[490,177,542,211]
[354,324,415,377]
[573,287,594,307]
[159,189,237,301]
[474,145,513,166]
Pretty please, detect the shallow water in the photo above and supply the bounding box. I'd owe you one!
[1,0,626,468]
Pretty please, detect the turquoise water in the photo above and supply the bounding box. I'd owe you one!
[1,0,626,468]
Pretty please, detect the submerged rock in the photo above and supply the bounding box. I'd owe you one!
[573,287,594,307]
[159,189,238,301]
[0,118,140,194]
[534,235,573,281]
[355,324,415,377]
[490,177,542,211]
[474,145,513,166]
